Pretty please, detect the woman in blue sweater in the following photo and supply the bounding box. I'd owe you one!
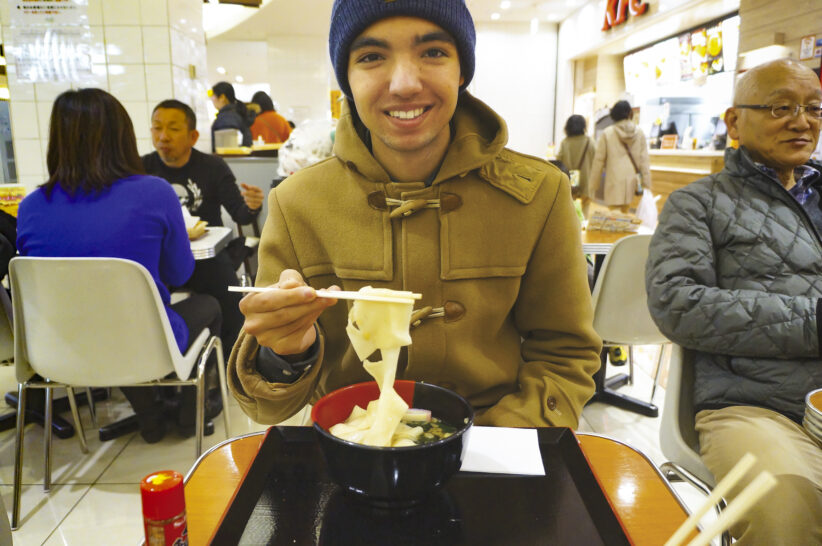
[17,88,222,443]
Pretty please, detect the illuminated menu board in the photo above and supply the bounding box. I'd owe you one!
[624,15,739,94]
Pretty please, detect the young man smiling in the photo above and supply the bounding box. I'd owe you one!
[228,0,601,429]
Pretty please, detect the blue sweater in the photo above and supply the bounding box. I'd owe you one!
[17,175,195,351]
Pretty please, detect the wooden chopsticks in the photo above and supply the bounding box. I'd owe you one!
[664,453,777,546]
[228,286,421,304]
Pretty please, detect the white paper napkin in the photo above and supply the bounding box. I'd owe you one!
[181,206,199,230]
[459,426,546,476]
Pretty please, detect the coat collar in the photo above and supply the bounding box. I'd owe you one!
[332,92,508,185]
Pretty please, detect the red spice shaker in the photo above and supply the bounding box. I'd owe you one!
[141,470,188,546]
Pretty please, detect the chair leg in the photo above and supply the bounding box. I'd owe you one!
[195,374,205,459]
[85,387,98,429]
[66,388,88,454]
[627,345,635,385]
[650,344,666,402]
[11,384,27,530]
[214,338,231,438]
[44,388,52,492]
[194,341,211,458]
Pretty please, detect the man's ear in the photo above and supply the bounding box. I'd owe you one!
[189,129,200,147]
[725,107,740,141]
[459,74,465,87]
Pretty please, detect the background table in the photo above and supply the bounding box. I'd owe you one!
[182,430,696,545]
[190,226,232,260]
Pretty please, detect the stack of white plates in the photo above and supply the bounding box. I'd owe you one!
[803,388,822,442]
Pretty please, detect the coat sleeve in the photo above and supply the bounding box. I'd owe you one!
[645,186,820,358]
[227,187,326,424]
[477,174,601,428]
[555,139,568,166]
[589,133,607,195]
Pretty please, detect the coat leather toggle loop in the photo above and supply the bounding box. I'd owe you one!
[443,301,466,322]
[367,191,388,210]
[439,193,462,213]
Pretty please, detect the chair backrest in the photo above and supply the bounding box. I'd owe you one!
[660,344,716,486]
[10,257,192,386]
[591,233,666,345]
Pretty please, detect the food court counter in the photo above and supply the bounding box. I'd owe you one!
[648,149,725,211]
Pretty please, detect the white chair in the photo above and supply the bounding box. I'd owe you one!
[590,233,668,416]
[659,344,716,487]
[9,257,231,530]
[660,344,730,546]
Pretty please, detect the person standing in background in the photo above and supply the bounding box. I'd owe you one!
[250,91,292,144]
[556,114,596,217]
[589,100,651,213]
[209,81,253,151]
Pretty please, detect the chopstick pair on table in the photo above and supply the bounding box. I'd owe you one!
[228,285,422,304]
[664,453,777,546]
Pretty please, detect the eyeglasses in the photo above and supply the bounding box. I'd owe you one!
[735,102,822,119]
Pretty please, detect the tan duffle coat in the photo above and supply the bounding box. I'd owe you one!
[228,93,602,428]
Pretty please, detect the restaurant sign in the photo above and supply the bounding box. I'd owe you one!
[602,0,649,31]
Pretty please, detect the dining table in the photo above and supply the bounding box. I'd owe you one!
[190,226,232,260]
[181,428,697,545]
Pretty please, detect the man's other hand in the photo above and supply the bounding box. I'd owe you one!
[240,183,264,210]
[239,269,338,356]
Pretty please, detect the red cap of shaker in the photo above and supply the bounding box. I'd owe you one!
[140,470,186,521]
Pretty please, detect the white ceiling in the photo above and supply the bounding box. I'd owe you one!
[207,0,587,41]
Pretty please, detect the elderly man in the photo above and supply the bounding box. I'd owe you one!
[228,0,601,428]
[143,99,264,358]
[646,59,822,544]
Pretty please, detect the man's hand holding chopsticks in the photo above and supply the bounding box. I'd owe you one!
[239,269,338,358]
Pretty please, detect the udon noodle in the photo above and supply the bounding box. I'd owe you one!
[329,286,422,447]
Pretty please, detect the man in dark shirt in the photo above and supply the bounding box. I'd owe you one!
[143,99,264,357]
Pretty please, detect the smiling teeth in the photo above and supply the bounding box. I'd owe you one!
[389,108,424,119]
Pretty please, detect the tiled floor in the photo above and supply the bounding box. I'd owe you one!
[0,346,717,545]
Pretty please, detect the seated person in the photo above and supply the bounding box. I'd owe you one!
[143,99,264,360]
[250,91,292,144]
[228,0,602,428]
[16,88,222,443]
[646,59,822,544]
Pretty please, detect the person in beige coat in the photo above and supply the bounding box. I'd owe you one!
[228,0,601,429]
[589,101,652,212]
[556,114,596,217]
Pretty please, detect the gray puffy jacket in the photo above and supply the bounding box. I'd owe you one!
[646,146,822,422]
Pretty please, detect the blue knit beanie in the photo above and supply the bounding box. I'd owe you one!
[329,0,476,99]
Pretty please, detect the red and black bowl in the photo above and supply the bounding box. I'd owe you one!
[311,380,474,507]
